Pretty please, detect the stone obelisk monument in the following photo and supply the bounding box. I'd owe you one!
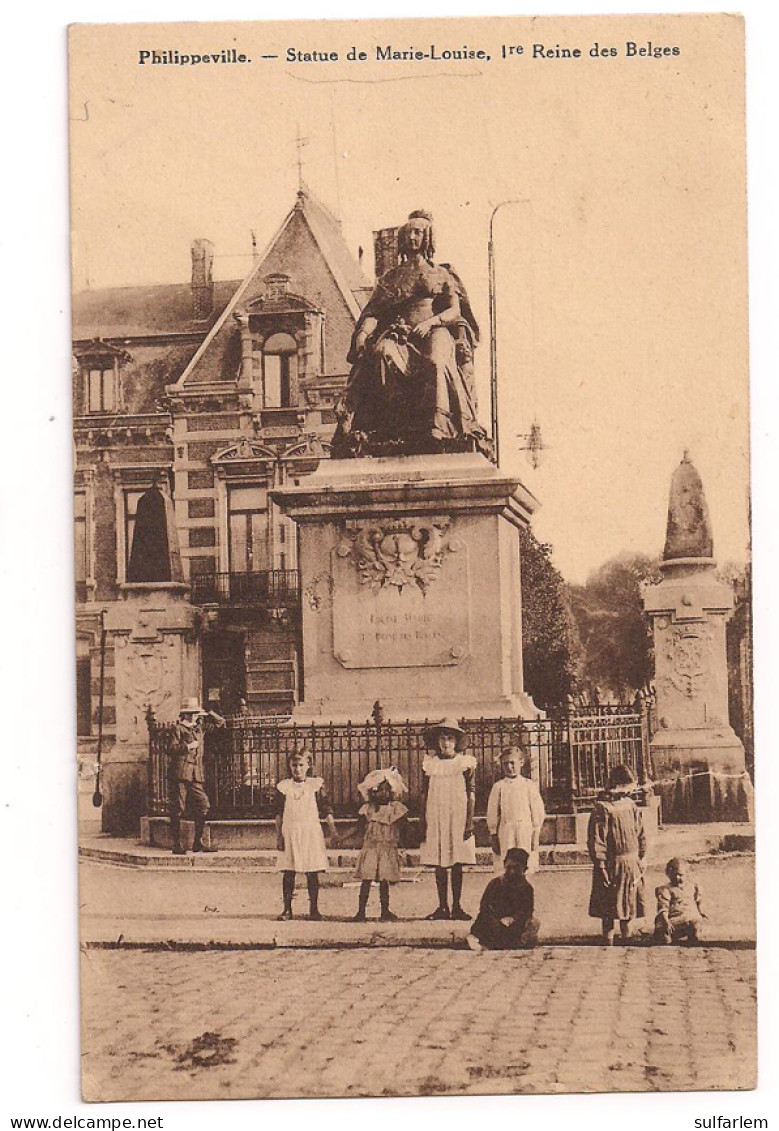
[643,453,751,821]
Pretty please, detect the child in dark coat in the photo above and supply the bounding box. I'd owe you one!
[588,763,646,944]
[466,848,540,952]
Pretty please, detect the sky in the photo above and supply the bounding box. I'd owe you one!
[68,14,750,583]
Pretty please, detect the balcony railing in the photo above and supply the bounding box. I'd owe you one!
[190,569,300,608]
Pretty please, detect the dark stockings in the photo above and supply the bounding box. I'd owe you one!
[356,880,391,918]
[434,864,465,912]
[357,880,371,917]
[282,870,295,913]
[306,871,320,916]
[451,864,464,911]
[282,872,321,918]
[435,867,449,911]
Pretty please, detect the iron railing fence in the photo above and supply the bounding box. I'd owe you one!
[190,569,300,608]
[147,712,179,816]
[147,699,653,818]
[561,704,651,808]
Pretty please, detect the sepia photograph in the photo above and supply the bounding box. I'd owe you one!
[62,8,758,1105]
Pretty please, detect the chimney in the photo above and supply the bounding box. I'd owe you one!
[373,227,400,280]
[191,238,215,321]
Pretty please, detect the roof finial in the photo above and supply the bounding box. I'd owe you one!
[295,124,309,194]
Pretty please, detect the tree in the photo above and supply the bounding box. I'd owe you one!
[567,553,661,701]
[519,527,581,709]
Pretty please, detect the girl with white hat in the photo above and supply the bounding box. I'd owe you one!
[353,767,408,922]
[419,718,477,920]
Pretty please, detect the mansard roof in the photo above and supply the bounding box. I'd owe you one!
[72,279,240,342]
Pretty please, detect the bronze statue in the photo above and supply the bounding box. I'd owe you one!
[332,210,491,458]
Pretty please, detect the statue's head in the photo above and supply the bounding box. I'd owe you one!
[399,210,435,261]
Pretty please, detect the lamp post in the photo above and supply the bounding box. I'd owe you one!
[488,198,527,467]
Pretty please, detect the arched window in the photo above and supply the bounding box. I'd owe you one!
[262,333,297,408]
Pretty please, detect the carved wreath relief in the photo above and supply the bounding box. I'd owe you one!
[336,518,456,595]
[664,624,714,698]
[114,636,178,742]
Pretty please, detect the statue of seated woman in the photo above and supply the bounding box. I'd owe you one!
[332,210,491,458]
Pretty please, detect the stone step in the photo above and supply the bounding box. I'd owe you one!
[79,840,596,870]
[139,805,664,853]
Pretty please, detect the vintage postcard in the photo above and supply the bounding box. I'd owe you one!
[70,13,755,1102]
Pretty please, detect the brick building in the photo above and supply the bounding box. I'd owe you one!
[73,189,372,769]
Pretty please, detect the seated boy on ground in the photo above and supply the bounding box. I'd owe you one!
[467,847,540,952]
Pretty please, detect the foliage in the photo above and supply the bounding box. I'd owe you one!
[519,527,581,709]
[566,553,662,701]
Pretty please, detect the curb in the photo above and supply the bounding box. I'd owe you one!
[81,936,757,952]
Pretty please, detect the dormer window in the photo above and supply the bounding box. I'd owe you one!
[73,339,128,416]
[262,333,298,408]
[87,362,117,413]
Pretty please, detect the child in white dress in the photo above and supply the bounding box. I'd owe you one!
[487,745,546,874]
[353,766,408,922]
[275,745,336,921]
[420,717,477,921]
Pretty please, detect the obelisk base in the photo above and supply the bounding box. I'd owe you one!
[650,726,752,823]
[102,583,201,833]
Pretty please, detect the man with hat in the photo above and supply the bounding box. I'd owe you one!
[168,697,225,855]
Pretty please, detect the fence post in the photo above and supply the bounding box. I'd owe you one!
[372,699,384,768]
[634,689,654,810]
[145,705,157,816]
[565,694,578,811]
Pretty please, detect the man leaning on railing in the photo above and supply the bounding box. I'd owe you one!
[167,697,226,855]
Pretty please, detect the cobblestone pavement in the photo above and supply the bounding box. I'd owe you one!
[80,945,756,1101]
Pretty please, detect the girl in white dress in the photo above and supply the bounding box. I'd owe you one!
[275,746,337,921]
[420,718,477,920]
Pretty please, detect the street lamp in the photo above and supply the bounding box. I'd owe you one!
[488,198,528,467]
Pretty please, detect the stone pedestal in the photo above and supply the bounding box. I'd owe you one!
[644,561,751,822]
[272,453,540,722]
[102,583,201,833]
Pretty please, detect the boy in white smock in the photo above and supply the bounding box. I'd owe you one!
[486,745,545,874]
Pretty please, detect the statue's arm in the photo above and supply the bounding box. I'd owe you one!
[411,282,461,339]
[348,315,379,362]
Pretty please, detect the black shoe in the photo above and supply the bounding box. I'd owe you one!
[172,846,187,855]
[277,909,293,921]
[380,909,398,922]
[353,910,367,922]
[451,906,472,921]
[426,907,450,921]
[309,909,323,921]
